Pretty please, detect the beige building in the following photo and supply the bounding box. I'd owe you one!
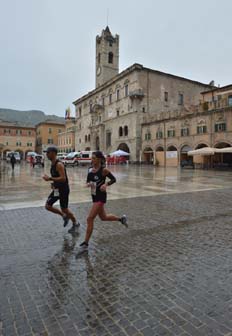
[142,85,232,167]
[0,121,36,159]
[73,26,213,162]
[36,120,65,154]
[58,118,76,153]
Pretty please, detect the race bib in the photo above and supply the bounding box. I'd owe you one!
[54,189,60,197]
[91,182,97,196]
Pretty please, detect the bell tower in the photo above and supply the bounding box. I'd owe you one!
[96,26,119,88]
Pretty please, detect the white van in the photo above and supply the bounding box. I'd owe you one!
[78,151,94,165]
[64,152,81,166]
[57,153,67,163]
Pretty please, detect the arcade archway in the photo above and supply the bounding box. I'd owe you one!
[143,147,153,164]
[195,143,208,150]
[166,145,178,167]
[180,145,192,163]
[117,143,130,153]
[214,142,232,167]
[155,146,164,166]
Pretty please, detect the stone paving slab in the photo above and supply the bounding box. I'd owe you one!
[1,189,232,335]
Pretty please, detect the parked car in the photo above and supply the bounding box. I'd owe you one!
[32,154,44,168]
[181,160,194,168]
[64,152,80,166]
[6,152,21,163]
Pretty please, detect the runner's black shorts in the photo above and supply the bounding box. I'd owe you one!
[46,187,70,209]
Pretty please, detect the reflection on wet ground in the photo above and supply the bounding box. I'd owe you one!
[1,160,232,210]
[2,189,232,335]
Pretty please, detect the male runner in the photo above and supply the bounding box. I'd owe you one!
[42,146,79,234]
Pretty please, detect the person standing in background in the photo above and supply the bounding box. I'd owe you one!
[10,154,16,170]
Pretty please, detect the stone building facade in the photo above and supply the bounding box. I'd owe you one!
[73,27,212,162]
[142,85,232,167]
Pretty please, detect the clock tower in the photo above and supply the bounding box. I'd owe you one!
[96,26,119,88]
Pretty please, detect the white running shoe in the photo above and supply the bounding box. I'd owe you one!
[68,222,80,234]
[76,242,88,257]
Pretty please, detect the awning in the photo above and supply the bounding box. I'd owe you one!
[110,149,130,157]
[188,147,232,156]
[188,147,215,156]
[215,147,232,153]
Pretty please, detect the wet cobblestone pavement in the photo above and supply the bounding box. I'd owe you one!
[1,189,232,335]
[1,161,232,210]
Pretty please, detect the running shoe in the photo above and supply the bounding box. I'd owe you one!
[120,215,128,228]
[76,242,89,257]
[63,215,70,227]
[68,222,80,234]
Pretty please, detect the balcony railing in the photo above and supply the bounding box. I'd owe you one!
[199,100,232,112]
[90,104,104,114]
[129,89,144,100]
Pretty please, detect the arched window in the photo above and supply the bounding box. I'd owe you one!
[124,126,128,136]
[88,134,91,142]
[119,127,123,137]
[108,52,113,64]
[98,53,101,64]
[125,84,129,97]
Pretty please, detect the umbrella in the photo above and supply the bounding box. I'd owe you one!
[110,149,130,157]
[188,147,215,156]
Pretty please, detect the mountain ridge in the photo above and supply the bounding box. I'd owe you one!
[0,108,65,126]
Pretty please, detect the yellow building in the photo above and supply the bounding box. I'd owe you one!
[0,121,36,159]
[36,120,65,154]
[57,118,76,153]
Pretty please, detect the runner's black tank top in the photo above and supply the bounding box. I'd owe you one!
[87,167,107,203]
[50,160,69,190]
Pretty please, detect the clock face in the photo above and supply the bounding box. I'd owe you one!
[97,66,101,76]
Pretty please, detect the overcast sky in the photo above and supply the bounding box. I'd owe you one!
[0,0,231,117]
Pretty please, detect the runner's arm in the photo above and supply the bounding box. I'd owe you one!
[103,168,116,186]
[86,170,91,186]
[86,174,91,183]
